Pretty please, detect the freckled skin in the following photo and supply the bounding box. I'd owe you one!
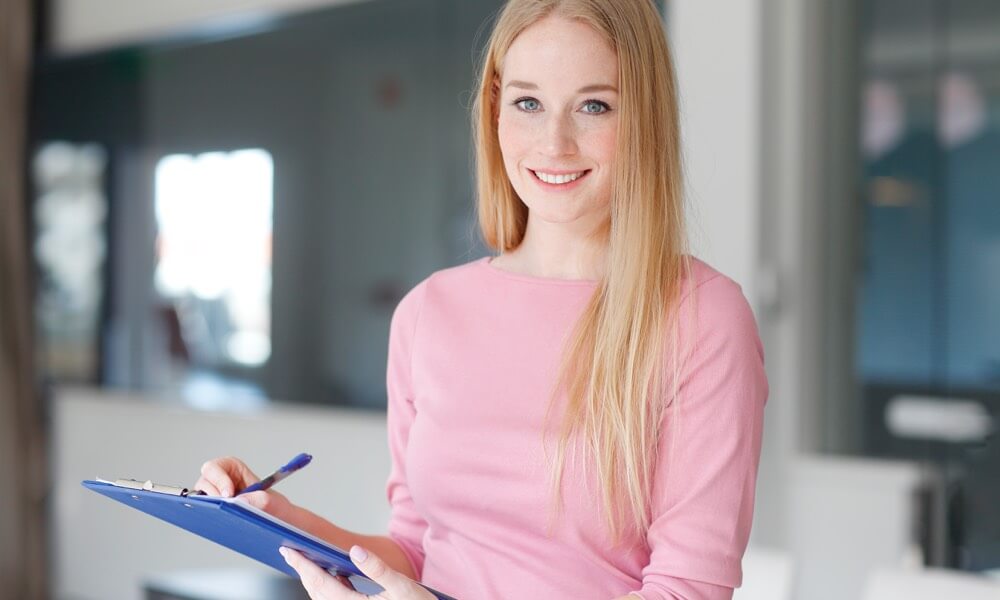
[498,15,619,237]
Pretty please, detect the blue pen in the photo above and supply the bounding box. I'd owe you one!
[237,452,313,495]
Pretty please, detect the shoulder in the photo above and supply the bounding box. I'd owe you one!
[422,257,488,290]
[669,258,768,413]
[391,257,486,326]
[676,257,763,358]
[679,256,753,315]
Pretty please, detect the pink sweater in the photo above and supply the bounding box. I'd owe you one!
[385,256,767,600]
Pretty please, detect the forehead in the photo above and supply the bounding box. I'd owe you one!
[502,15,618,87]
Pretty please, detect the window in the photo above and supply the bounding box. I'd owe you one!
[153,149,273,367]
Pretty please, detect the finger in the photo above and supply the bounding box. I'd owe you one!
[198,461,235,497]
[280,547,364,600]
[201,457,258,482]
[192,476,222,497]
[220,456,261,487]
[200,458,258,497]
[349,545,426,598]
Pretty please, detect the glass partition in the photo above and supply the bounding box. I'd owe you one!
[857,0,1000,572]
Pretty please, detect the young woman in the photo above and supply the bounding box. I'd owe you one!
[196,1,768,598]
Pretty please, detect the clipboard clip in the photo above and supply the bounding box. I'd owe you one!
[99,477,207,497]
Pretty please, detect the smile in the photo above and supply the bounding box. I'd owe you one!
[530,169,590,185]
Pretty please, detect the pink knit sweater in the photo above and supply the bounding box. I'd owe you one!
[385,257,767,600]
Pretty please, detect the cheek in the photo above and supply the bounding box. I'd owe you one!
[497,119,527,200]
[497,114,529,163]
[590,125,617,165]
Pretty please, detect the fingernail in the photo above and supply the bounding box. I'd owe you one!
[279,547,289,560]
[349,545,368,563]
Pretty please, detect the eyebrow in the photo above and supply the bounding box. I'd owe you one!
[505,80,618,94]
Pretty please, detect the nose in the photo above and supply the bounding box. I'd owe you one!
[540,112,578,157]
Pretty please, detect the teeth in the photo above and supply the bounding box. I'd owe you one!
[533,170,584,185]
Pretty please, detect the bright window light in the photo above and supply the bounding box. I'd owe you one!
[154,149,273,366]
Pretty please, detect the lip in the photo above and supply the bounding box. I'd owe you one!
[530,168,589,175]
[529,168,591,191]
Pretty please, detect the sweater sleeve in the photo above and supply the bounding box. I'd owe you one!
[385,279,430,579]
[633,275,768,600]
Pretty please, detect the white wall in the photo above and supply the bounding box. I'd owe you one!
[670,0,763,306]
[52,387,391,600]
[669,0,863,555]
[669,0,789,549]
[50,0,369,55]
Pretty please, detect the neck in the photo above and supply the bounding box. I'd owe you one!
[502,213,609,280]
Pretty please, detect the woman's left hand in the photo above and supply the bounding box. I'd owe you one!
[280,545,436,600]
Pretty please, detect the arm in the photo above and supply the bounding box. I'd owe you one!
[197,282,434,600]
[629,275,768,600]
[384,279,432,578]
[195,457,418,580]
[279,503,418,580]
[269,280,435,598]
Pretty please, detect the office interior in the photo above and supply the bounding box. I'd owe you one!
[0,0,998,599]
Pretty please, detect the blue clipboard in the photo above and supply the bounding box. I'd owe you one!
[83,479,457,600]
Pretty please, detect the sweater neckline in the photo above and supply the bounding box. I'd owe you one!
[478,256,600,287]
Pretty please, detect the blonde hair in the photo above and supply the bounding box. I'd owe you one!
[473,0,689,542]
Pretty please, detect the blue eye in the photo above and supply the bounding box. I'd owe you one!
[581,100,610,114]
[514,97,541,112]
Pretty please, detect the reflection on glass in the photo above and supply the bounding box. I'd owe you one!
[32,141,108,381]
[857,0,1000,573]
[154,149,273,367]
[858,76,937,386]
[938,71,1000,388]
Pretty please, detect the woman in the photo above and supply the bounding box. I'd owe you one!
[196,1,767,598]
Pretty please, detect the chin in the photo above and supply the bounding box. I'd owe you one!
[524,203,598,226]
[519,199,572,218]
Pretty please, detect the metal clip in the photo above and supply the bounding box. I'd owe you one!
[110,478,205,497]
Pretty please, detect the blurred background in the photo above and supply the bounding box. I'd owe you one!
[0,0,998,599]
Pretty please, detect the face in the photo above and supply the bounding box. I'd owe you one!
[497,15,618,235]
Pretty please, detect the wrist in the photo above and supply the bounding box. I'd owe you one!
[261,491,298,523]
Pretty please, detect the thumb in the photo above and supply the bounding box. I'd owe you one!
[349,545,415,595]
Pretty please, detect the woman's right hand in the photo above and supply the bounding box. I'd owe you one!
[194,456,297,522]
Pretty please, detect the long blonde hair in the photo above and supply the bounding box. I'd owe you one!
[473,0,689,542]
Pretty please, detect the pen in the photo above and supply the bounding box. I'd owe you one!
[237,452,313,495]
